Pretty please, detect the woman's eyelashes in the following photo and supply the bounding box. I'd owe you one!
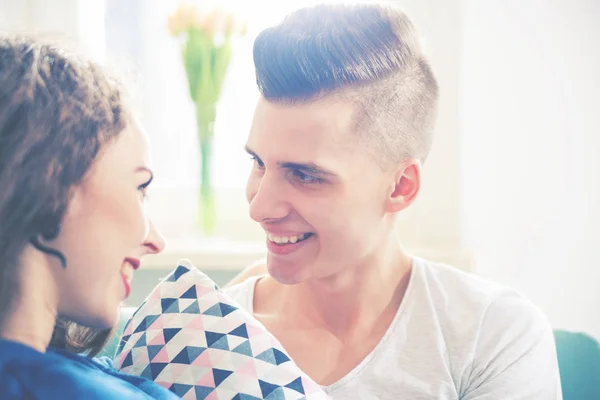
[138,174,153,199]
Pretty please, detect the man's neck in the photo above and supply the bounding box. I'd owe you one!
[280,241,413,336]
[1,252,58,353]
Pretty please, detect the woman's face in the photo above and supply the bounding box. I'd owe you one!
[49,125,165,329]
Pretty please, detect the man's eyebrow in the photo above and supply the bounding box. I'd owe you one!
[279,161,337,177]
[245,145,337,177]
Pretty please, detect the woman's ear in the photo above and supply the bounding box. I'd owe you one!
[385,159,422,214]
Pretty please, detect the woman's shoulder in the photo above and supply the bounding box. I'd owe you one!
[0,339,177,399]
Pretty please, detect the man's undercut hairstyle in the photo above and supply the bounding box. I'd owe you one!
[253,3,439,167]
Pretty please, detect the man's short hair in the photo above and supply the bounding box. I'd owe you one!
[253,4,439,167]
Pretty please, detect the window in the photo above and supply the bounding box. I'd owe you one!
[104,0,363,243]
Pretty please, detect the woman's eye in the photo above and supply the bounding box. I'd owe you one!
[250,155,264,168]
[138,180,152,199]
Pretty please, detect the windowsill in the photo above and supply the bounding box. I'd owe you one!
[141,237,474,273]
[142,237,267,271]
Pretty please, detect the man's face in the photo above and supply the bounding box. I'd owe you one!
[245,96,399,284]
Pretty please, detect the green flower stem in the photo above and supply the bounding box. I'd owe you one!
[196,102,216,235]
[180,25,235,236]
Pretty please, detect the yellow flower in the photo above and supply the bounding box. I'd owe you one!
[168,2,247,38]
[223,13,248,37]
[167,2,202,36]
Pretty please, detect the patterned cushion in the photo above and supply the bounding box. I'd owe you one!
[113,260,328,400]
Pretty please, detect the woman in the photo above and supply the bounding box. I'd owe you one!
[0,36,179,399]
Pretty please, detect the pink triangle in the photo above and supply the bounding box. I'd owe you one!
[237,358,259,377]
[155,381,171,390]
[149,290,162,302]
[205,392,219,400]
[148,317,165,330]
[209,349,227,366]
[191,350,214,367]
[149,331,166,346]
[246,323,268,338]
[185,315,204,331]
[151,347,171,363]
[168,364,188,381]
[196,285,214,299]
[196,370,216,388]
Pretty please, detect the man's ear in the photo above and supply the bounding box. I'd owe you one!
[385,159,422,214]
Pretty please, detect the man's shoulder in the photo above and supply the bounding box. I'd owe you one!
[412,256,547,330]
[415,256,521,304]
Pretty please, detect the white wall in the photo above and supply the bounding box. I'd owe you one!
[0,0,30,31]
[0,0,104,60]
[460,0,600,337]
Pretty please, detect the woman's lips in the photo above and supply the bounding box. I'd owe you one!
[121,271,131,298]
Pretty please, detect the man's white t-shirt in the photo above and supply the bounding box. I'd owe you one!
[225,256,562,399]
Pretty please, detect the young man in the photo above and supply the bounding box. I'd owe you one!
[225,4,561,399]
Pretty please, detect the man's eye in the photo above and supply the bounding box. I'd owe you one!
[293,169,324,184]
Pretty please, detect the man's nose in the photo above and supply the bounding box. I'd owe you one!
[247,172,290,223]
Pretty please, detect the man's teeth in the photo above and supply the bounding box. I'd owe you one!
[267,233,309,244]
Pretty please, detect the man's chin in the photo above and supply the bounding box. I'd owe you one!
[267,258,305,286]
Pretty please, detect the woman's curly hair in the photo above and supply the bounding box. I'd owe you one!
[0,35,130,356]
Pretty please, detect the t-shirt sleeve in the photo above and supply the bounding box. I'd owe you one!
[461,292,562,400]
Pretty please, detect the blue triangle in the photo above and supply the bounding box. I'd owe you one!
[229,323,249,339]
[133,332,147,348]
[211,335,229,351]
[213,368,233,387]
[265,387,286,400]
[170,383,193,397]
[140,364,153,379]
[232,394,262,400]
[147,345,163,361]
[205,331,226,347]
[167,265,190,282]
[219,302,238,317]
[180,285,197,299]
[203,303,223,317]
[284,377,305,395]
[121,351,133,369]
[166,302,180,314]
[273,348,291,365]
[161,298,178,313]
[150,363,168,379]
[256,349,276,365]
[232,340,253,357]
[172,348,191,364]
[186,346,206,363]
[182,301,200,314]
[164,328,181,344]
[194,386,214,399]
[116,334,130,354]
[133,314,159,333]
[259,380,281,398]
[131,316,145,334]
